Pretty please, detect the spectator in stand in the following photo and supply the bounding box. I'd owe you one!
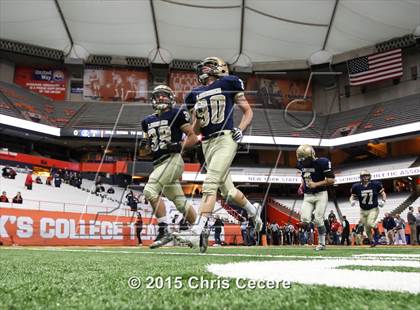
[135,213,143,246]
[393,214,406,245]
[2,166,16,179]
[416,207,420,245]
[25,172,33,190]
[0,191,9,203]
[330,218,341,245]
[341,216,351,246]
[46,174,53,186]
[407,206,417,245]
[12,192,23,204]
[54,173,62,188]
[354,221,364,245]
[107,187,115,194]
[213,216,224,246]
[35,176,43,184]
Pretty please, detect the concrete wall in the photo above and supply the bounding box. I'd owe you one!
[0,58,15,83]
[313,49,420,115]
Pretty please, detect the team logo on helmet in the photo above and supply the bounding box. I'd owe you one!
[151,85,175,112]
[196,57,229,84]
[296,144,316,161]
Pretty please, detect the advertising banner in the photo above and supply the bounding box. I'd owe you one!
[14,67,67,100]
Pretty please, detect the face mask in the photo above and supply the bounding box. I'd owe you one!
[300,158,313,167]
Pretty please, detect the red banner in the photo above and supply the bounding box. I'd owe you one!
[14,67,67,100]
[0,208,155,246]
[169,71,199,104]
[0,208,243,246]
[246,76,312,111]
[83,67,148,102]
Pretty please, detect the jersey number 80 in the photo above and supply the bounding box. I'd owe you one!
[195,94,226,127]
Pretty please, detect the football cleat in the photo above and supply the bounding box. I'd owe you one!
[249,203,263,232]
[369,241,377,248]
[149,231,174,249]
[315,244,326,251]
[173,230,200,249]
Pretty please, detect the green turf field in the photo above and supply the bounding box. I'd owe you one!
[0,246,419,309]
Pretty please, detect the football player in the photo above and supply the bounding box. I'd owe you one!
[296,144,335,251]
[350,170,386,247]
[141,85,198,249]
[173,56,262,252]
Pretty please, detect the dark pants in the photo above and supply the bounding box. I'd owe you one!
[215,229,222,245]
[272,231,280,245]
[341,233,350,245]
[241,229,247,244]
[416,225,420,245]
[136,226,142,244]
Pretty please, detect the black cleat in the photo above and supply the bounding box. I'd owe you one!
[149,231,174,249]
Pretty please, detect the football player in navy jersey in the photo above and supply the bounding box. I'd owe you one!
[350,170,386,247]
[296,144,335,251]
[174,57,262,252]
[141,85,198,249]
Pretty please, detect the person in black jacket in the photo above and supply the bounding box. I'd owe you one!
[340,216,351,245]
[213,217,224,246]
[382,213,396,245]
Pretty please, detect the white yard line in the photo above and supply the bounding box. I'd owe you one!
[2,247,420,261]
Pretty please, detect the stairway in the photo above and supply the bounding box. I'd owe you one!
[390,192,419,217]
[221,202,246,222]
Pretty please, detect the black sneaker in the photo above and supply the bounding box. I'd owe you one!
[149,230,174,249]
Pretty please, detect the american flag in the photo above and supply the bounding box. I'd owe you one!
[347,49,403,86]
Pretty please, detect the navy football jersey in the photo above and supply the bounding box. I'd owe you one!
[141,107,190,161]
[296,157,333,194]
[185,75,245,137]
[351,180,384,210]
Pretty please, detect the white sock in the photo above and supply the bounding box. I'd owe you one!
[157,216,167,224]
[319,234,326,246]
[242,200,257,217]
[192,215,208,235]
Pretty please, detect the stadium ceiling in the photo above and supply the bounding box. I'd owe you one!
[0,0,419,65]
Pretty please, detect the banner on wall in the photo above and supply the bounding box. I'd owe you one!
[169,71,199,104]
[14,67,67,100]
[245,76,312,111]
[83,67,148,102]
[0,207,242,246]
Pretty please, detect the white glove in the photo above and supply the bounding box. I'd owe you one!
[231,127,243,142]
[378,200,386,208]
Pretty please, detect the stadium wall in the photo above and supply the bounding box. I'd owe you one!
[0,59,14,83]
[313,50,420,115]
